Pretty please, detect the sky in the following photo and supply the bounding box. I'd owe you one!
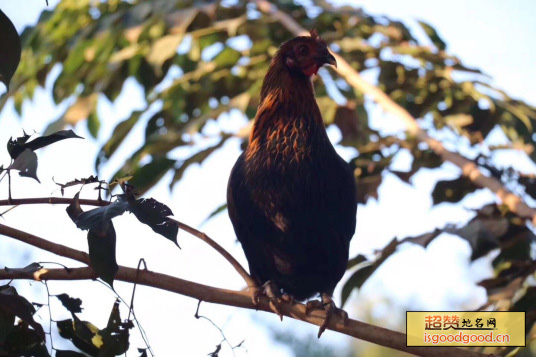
[0,0,535,356]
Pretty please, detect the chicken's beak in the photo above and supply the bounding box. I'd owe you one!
[324,53,337,68]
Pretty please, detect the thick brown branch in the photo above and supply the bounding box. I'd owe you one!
[0,267,492,357]
[0,197,254,286]
[253,0,536,225]
[0,223,89,265]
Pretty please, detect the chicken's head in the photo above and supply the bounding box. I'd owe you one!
[281,29,337,77]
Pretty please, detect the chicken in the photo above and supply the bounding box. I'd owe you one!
[227,30,357,336]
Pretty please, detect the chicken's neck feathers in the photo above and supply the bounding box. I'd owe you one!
[247,58,331,164]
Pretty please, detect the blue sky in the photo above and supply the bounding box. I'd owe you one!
[1,0,535,355]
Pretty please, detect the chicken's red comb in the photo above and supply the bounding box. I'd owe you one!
[310,29,319,39]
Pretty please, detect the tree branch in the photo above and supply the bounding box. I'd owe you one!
[0,221,493,356]
[0,266,493,357]
[0,197,255,287]
[253,0,536,225]
[0,222,89,265]
[172,219,256,288]
[0,197,108,207]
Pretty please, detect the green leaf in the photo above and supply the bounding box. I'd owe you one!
[202,202,227,225]
[0,10,21,89]
[341,238,398,306]
[170,137,230,189]
[87,105,101,139]
[213,47,241,68]
[417,20,446,50]
[128,157,176,196]
[146,33,183,68]
[96,111,143,169]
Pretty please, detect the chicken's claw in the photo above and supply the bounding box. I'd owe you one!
[251,281,294,320]
[306,293,348,338]
[264,281,284,320]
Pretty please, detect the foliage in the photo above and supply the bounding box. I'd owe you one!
[0,0,535,355]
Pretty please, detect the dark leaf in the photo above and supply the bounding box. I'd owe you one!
[456,214,505,260]
[54,175,102,196]
[356,174,382,204]
[491,224,534,267]
[4,323,49,357]
[57,317,100,356]
[341,238,398,306]
[87,221,118,287]
[511,287,536,332]
[7,148,39,182]
[127,196,179,246]
[138,348,148,357]
[67,193,129,231]
[341,264,374,307]
[67,193,120,286]
[519,174,536,200]
[432,176,478,205]
[411,148,443,173]
[208,343,222,357]
[0,9,21,89]
[390,169,416,184]
[55,293,83,314]
[0,286,15,347]
[346,254,367,270]
[333,101,366,147]
[4,262,43,274]
[7,130,83,160]
[99,299,131,356]
[479,261,536,291]
[106,299,121,331]
[400,228,443,248]
[0,288,45,341]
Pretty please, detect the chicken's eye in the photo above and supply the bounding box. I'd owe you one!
[298,45,308,55]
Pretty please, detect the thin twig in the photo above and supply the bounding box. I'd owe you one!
[171,219,256,288]
[252,0,536,225]
[0,197,254,287]
[43,281,54,355]
[195,300,237,357]
[0,197,108,207]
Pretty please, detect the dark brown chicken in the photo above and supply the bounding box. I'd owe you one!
[227,30,357,335]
